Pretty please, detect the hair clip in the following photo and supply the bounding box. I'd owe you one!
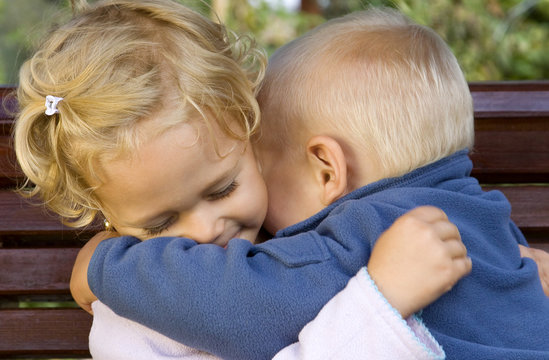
[45,95,63,116]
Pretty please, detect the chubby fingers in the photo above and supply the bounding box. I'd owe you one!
[411,206,472,276]
[407,206,463,245]
[406,205,449,223]
[433,217,461,242]
[437,232,473,291]
[446,238,473,273]
[434,217,471,270]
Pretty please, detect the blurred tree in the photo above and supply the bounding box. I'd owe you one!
[208,0,324,54]
[300,0,320,14]
[0,0,547,83]
[0,0,70,84]
[300,0,549,80]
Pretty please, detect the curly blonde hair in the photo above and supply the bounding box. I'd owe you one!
[14,0,265,228]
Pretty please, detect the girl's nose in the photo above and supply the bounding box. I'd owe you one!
[179,212,224,244]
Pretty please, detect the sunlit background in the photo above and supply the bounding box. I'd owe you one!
[1,0,548,84]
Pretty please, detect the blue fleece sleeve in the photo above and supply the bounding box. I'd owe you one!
[88,220,377,360]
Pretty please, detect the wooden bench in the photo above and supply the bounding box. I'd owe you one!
[1,81,549,358]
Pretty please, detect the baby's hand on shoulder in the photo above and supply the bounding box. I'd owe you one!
[367,206,472,318]
[519,245,549,296]
[70,230,119,314]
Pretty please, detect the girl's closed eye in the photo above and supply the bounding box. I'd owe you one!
[144,216,177,237]
[208,181,239,201]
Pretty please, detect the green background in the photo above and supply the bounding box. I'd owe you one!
[1,0,548,84]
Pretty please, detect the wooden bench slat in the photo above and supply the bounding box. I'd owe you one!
[527,242,549,253]
[0,135,19,188]
[0,248,78,294]
[0,190,73,234]
[0,308,91,356]
[472,91,549,118]
[1,183,547,242]
[1,186,547,239]
[469,80,549,92]
[6,135,549,184]
[488,185,549,250]
[490,186,549,231]
[2,88,548,186]
[468,82,549,183]
[470,116,549,183]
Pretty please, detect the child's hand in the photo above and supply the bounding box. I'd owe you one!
[70,231,118,314]
[367,206,472,318]
[519,245,549,296]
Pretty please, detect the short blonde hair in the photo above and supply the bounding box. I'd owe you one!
[14,0,265,227]
[257,7,473,180]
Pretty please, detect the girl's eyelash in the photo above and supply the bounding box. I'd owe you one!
[143,181,239,235]
[208,181,239,201]
[144,217,176,236]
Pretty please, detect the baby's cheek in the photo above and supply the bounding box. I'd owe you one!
[263,202,284,235]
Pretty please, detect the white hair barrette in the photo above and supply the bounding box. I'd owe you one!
[45,95,64,116]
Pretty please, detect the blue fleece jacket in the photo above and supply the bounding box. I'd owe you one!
[88,150,549,359]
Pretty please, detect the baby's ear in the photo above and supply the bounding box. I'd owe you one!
[306,136,348,206]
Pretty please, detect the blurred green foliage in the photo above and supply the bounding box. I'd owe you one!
[0,0,548,84]
[386,0,549,80]
[0,0,71,84]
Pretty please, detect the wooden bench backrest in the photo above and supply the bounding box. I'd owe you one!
[1,82,549,357]
[0,86,94,357]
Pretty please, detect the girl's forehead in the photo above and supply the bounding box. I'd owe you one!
[137,94,245,150]
[96,121,246,221]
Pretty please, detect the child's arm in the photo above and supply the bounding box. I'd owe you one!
[89,270,447,360]
[519,245,549,296]
[89,300,219,360]
[274,269,445,360]
[368,206,471,318]
[70,207,469,317]
[71,219,378,359]
[76,207,459,360]
[274,206,469,360]
[71,231,117,314]
[71,206,466,359]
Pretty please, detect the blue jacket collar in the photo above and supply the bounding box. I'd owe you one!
[277,149,472,237]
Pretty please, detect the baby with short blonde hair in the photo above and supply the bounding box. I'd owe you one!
[253,7,549,360]
[257,8,473,183]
